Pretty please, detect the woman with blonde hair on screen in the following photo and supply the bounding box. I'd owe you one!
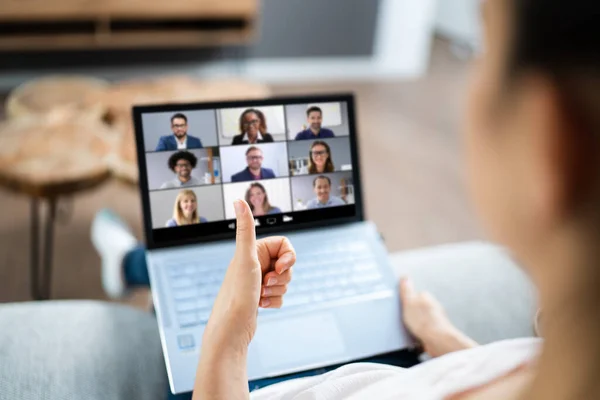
[245,182,282,216]
[307,140,335,174]
[165,189,208,227]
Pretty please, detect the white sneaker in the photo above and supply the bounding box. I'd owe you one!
[91,209,137,299]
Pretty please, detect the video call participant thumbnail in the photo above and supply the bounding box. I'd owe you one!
[294,106,335,140]
[155,113,203,151]
[231,146,276,183]
[166,189,208,227]
[308,140,335,174]
[307,175,346,209]
[246,182,282,216]
[231,109,275,145]
[160,151,202,189]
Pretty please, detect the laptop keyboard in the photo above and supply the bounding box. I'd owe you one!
[166,239,389,329]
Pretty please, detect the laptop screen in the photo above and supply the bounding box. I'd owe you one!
[133,94,363,249]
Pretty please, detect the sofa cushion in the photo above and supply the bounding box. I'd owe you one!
[389,241,538,345]
[0,300,167,400]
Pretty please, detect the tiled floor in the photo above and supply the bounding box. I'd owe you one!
[0,39,482,304]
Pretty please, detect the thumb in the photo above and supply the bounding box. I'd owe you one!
[233,199,257,259]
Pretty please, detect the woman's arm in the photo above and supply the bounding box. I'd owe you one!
[418,325,478,358]
[194,335,249,400]
[192,200,296,399]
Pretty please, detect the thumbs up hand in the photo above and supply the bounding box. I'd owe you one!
[202,199,296,352]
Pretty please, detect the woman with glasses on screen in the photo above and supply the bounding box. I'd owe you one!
[231,108,275,145]
[245,182,281,216]
[308,140,335,174]
[165,189,208,227]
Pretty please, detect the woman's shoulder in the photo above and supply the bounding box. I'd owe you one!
[262,133,275,142]
[231,134,243,144]
[200,216,208,223]
[166,218,178,227]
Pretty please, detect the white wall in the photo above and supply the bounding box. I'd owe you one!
[434,0,481,49]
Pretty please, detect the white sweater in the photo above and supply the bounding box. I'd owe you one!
[251,338,541,400]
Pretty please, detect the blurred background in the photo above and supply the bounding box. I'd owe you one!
[0,0,483,304]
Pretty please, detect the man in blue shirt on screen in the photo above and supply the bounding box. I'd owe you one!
[231,146,276,183]
[294,106,336,140]
[155,113,203,151]
[306,175,346,209]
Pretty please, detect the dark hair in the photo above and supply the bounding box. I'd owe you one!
[170,113,188,124]
[254,109,268,133]
[168,151,198,171]
[245,146,262,156]
[506,0,599,130]
[308,140,334,174]
[313,175,331,187]
[239,108,267,134]
[245,182,274,212]
[306,106,322,117]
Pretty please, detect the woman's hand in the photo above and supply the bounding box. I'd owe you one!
[400,277,477,358]
[204,199,295,349]
[195,199,295,400]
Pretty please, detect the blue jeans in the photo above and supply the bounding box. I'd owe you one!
[123,246,421,400]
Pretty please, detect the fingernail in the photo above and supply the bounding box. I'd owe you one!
[267,277,277,286]
[261,299,271,307]
[234,200,245,216]
[263,287,272,296]
[280,253,293,265]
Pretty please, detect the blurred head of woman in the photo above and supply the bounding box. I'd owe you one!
[245,182,273,216]
[466,0,600,396]
[308,140,334,174]
[173,189,200,225]
[466,0,600,278]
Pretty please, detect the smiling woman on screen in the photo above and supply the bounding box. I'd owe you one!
[166,190,208,227]
[231,109,275,145]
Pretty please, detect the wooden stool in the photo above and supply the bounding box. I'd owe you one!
[5,75,109,120]
[0,117,117,300]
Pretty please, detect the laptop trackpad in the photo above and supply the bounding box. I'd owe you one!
[256,312,346,370]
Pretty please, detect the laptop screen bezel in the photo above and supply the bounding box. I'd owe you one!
[133,93,365,250]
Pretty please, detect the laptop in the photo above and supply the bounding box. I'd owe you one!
[132,94,413,394]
